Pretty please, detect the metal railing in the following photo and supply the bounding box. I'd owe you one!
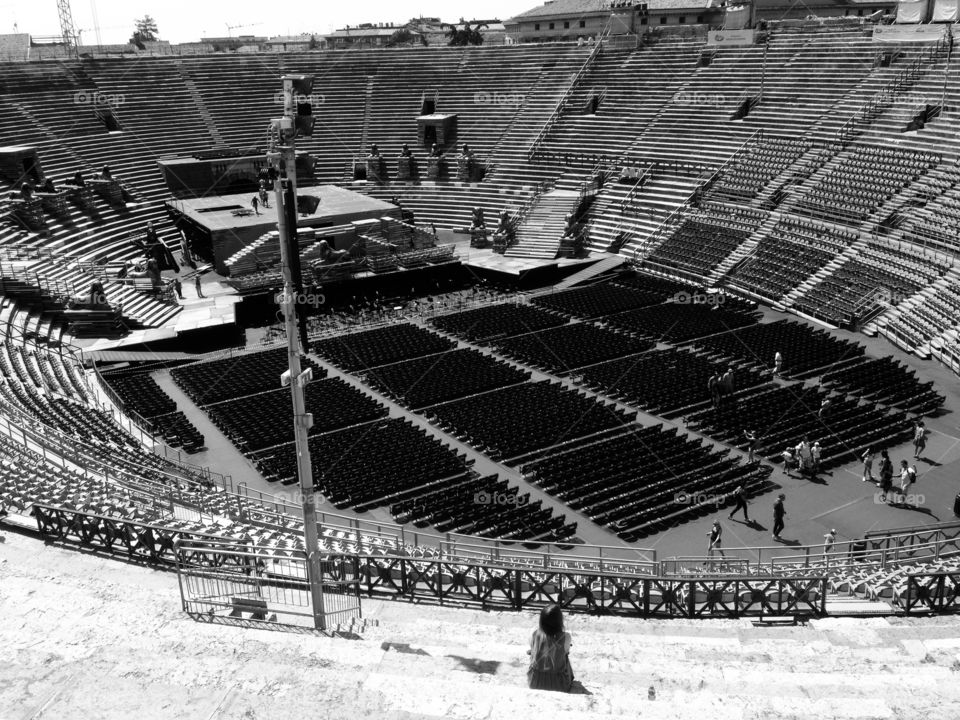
[526,21,610,162]
[835,33,952,146]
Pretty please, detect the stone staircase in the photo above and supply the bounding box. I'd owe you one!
[504,189,581,260]
[173,59,225,148]
[778,236,869,311]
[7,526,960,720]
[706,212,778,287]
[588,174,699,256]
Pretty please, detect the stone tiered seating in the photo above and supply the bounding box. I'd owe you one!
[880,272,960,356]
[792,145,939,225]
[722,216,856,302]
[794,241,947,327]
[708,136,811,202]
[643,206,767,282]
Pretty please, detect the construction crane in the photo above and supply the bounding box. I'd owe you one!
[56,0,78,56]
[225,22,262,37]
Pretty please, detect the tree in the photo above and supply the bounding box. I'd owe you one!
[387,28,415,47]
[445,21,487,46]
[129,15,158,49]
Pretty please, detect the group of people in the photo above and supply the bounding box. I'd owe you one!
[707,366,736,408]
[781,436,822,477]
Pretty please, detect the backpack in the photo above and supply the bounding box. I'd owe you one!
[908,466,917,483]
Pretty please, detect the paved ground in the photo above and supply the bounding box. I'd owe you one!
[157,301,960,562]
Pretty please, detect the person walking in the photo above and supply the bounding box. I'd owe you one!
[708,370,720,408]
[898,459,917,504]
[173,278,183,300]
[251,195,260,215]
[744,429,757,464]
[772,494,786,541]
[811,441,822,473]
[195,274,204,299]
[773,351,783,377]
[913,420,927,458]
[707,520,725,558]
[728,485,750,522]
[527,604,574,692]
[861,447,875,483]
[823,528,837,565]
[878,449,893,502]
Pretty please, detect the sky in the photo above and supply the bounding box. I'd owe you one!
[1,0,539,44]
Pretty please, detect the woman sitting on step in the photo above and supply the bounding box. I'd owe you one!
[527,604,574,692]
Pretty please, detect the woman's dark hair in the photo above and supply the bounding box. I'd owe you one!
[881,449,889,459]
[539,604,564,637]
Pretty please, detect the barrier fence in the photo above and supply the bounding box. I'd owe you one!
[22,504,960,620]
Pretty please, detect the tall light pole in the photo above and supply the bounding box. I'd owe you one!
[268,74,325,630]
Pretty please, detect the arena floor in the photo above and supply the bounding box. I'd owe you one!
[150,299,960,561]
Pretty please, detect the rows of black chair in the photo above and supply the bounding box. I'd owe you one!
[577,347,768,417]
[820,356,945,413]
[691,319,864,378]
[361,347,530,409]
[686,384,912,467]
[313,323,456,371]
[423,380,633,462]
[490,322,655,376]
[522,425,775,541]
[531,281,671,319]
[391,474,576,542]
[171,347,326,406]
[602,301,760,342]
[203,377,388,453]
[430,302,568,342]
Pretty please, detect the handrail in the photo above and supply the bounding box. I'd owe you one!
[526,20,610,162]
[836,32,951,146]
[619,163,655,214]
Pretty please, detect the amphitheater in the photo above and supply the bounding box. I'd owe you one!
[3,8,960,719]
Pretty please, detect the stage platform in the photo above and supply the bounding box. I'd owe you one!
[168,185,400,275]
[73,273,241,359]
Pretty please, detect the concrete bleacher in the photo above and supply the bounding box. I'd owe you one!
[4,526,960,719]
